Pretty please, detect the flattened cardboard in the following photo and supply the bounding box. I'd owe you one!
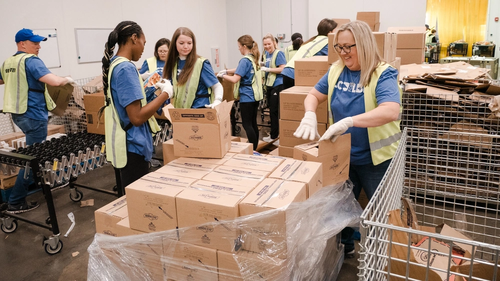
[47,83,74,116]
[83,92,105,135]
[293,134,351,186]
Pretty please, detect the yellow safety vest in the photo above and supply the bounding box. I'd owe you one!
[284,35,328,69]
[285,45,298,62]
[1,53,56,114]
[327,63,402,166]
[263,50,281,87]
[233,55,263,101]
[146,57,157,73]
[172,57,212,108]
[105,57,161,168]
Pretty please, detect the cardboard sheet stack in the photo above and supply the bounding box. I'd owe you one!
[91,101,361,280]
[401,62,500,198]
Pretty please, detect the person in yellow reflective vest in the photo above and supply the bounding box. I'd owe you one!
[218,35,263,151]
[0,28,74,214]
[101,21,172,195]
[282,18,337,89]
[260,33,286,145]
[161,27,222,109]
[293,21,402,258]
[284,32,303,62]
[139,37,170,78]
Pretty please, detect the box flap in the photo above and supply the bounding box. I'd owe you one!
[167,100,234,124]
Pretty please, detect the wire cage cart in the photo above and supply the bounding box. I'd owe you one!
[447,42,469,57]
[358,88,500,280]
[472,42,496,57]
[425,43,442,64]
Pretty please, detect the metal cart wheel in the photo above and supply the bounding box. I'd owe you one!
[69,189,83,202]
[1,220,18,234]
[44,239,63,255]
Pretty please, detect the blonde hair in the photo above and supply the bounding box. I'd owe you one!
[262,33,277,49]
[334,20,385,86]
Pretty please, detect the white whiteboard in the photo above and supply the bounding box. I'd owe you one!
[75,28,113,64]
[33,29,61,69]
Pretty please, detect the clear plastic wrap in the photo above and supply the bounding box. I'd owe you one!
[87,180,363,281]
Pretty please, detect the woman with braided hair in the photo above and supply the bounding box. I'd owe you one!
[101,21,173,194]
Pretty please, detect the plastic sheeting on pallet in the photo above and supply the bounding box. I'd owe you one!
[87,181,362,281]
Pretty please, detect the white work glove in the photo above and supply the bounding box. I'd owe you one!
[140,72,150,80]
[293,111,320,141]
[155,79,174,99]
[261,67,270,72]
[319,117,353,142]
[65,76,76,85]
[205,99,221,109]
[205,82,223,109]
[217,69,227,78]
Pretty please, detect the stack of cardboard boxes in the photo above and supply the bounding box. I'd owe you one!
[356,12,380,32]
[388,26,426,65]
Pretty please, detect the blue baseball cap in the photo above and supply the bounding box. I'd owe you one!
[15,28,47,43]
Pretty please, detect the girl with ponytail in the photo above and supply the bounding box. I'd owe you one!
[217,35,263,151]
[101,20,173,194]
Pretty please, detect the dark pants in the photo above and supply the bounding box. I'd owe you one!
[266,85,283,139]
[283,76,295,90]
[9,115,47,205]
[113,151,150,196]
[239,101,260,151]
[342,159,392,252]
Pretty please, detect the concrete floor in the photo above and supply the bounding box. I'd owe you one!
[0,121,360,280]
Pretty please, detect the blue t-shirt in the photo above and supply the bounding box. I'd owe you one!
[235,57,256,103]
[139,58,165,75]
[176,58,218,108]
[281,42,329,79]
[0,52,52,121]
[110,56,153,161]
[264,50,287,87]
[315,66,400,165]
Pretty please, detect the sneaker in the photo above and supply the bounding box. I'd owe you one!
[150,159,162,168]
[6,201,40,214]
[262,136,276,143]
[51,181,69,191]
[345,248,356,258]
[0,203,8,212]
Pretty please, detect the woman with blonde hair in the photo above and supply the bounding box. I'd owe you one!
[281,18,337,89]
[261,33,286,144]
[218,35,263,151]
[157,27,222,109]
[293,20,402,257]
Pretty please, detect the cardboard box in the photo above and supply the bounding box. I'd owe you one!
[126,174,195,232]
[218,77,235,102]
[373,32,397,62]
[327,33,340,64]
[94,195,128,237]
[0,132,25,147]
[83,75,104,93]
[166,101,233,158]
[229,141,253,155]
[269,159,323,197]
[223,154,284,172]
[83,92,105,135]
[176,187,245,252]
[155,161,218,180]
[294,56,330,87]
[293,134,350,187]
[332,18,351,33]
[171,154,235,166]
[217,250,287,281]
[396,48,425,65]
[0,173,17,190]
[387,26,426,49]
[163,240,218,281]
[47,83,74,116]
[115,216,146,237]
[279,119,327,147]
[202,166,269,189]
[356,12,380,31]
[47,124,65,135]
[278,146,294,158]
[239,178,307,255]
[162,139,177,164]
[280,86,328,123]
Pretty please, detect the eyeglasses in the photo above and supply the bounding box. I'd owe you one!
[158,50,168,54]
[334,44,356,54]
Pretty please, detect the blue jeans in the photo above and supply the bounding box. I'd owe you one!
[342,159,392,252]
[8,115,47,205]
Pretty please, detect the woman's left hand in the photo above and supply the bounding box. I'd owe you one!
[319,117,353,142]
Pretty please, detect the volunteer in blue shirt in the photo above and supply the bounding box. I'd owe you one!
[139,37,170,78]
[284,32,303,62]
[0,28,74,213]
[218,35,263,151]
[101,21,172,195]
[261,33,286,144]
[293,21,402,257]
[282,18,337,89]
[159,27,222,109]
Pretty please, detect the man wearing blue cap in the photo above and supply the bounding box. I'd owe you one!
[0,28,74,213]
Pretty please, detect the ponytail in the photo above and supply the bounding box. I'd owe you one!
[238,35,260,67]
[250,41,260,67]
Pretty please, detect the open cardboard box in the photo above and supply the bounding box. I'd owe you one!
[386,206,500,281]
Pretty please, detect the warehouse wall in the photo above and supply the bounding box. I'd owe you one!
[487,0,500,60]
